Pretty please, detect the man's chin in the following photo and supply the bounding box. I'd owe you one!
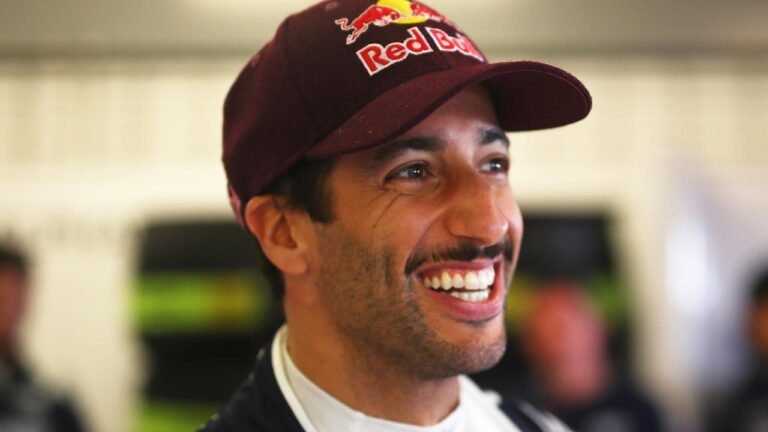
[459,346,507,376]
[463,327,508,372]
[425,326,508,378]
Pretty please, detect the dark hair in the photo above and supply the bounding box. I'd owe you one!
[255,157,337,298]
[0,244,29,279]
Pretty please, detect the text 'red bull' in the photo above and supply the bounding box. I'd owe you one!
[356,27,485,76]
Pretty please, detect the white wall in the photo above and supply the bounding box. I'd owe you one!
[0,54,766,431]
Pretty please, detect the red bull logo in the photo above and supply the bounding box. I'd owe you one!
[335,0,484,76]
[335,0,451,45]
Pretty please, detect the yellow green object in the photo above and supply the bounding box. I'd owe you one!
[133,272,274,333]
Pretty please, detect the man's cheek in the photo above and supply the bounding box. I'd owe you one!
[370,193,440,243]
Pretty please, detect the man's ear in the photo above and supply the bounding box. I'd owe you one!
[244,195,309,276]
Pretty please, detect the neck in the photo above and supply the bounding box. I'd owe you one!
[285,317,460,426]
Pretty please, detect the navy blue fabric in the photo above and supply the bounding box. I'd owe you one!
[501,403,547,432]
[198,347,303,432]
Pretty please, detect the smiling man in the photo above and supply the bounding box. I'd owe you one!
[203,0,591,431]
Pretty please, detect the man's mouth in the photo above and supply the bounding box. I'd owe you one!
[418,266,496,303]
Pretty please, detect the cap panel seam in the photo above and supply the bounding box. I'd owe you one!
[282,14,321,137]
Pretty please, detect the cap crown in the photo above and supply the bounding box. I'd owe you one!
[223,0,592,222]
[224,0,486,201]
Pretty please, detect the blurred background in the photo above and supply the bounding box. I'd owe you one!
[0,0,767,431]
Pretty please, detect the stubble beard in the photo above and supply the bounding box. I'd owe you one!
[316,226,508,381]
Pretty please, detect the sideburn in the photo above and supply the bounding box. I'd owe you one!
[283,157,338,224]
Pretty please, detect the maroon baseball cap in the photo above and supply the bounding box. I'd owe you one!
[223,0,591,224]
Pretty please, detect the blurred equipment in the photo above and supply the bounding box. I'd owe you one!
[714,267,768,432]
[133,220,282,432]
[0,244,86,432]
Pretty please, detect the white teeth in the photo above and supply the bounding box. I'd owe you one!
[465,272,480,290]
[481,268,495,288]
[478,271,488,287]
[441,272,453,290]
[448,289,490,303]
[431,276,440,289]
[421,267,496,292]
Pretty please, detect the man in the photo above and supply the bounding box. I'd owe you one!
[714,268,768,432]
[203,0,591,430]
[0,244,85,432]
[521,282,663,432]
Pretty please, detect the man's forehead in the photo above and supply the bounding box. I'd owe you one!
[368,125,508,162]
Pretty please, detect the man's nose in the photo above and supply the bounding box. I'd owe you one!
[442,174,510,246]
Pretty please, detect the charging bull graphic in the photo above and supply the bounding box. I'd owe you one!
[335,0,451,45]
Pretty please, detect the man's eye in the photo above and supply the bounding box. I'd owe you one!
[383,162,439,195]
[387,163,428,181]
[481,157,509,173]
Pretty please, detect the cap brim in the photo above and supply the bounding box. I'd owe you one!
[307,61,591,158]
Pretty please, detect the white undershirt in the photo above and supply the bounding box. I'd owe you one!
[271,326,521,432]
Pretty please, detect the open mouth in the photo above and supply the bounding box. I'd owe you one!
[417,263,497,304]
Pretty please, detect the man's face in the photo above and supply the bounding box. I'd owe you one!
[522,285,606,376]
[309,86,523,379]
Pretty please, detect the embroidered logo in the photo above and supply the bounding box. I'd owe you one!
[335,0,450,45]
[335,1,484,75]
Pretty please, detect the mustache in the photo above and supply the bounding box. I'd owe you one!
[404,238,514,276]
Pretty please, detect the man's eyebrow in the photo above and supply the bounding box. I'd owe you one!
[368,136,444,172]
[481,127,510,148]
[366,126,508,173]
